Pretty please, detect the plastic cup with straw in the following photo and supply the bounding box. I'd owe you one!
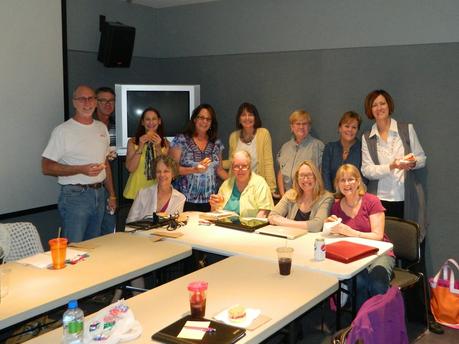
[48,227,68,269]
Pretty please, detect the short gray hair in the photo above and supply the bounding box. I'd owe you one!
[231,150,252,168]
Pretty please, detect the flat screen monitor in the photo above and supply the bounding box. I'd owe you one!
[115,84,200,155]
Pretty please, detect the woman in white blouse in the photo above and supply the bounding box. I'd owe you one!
[361,89,427,240]
[126,155,185,223]
[121,155,185,298]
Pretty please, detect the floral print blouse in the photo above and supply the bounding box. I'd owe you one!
[171,134,224,204]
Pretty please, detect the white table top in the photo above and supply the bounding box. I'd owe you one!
[130,221,393,280]
[27,255,338,344]
[0,233,191,330]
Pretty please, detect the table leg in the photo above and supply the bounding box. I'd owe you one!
[336,282,342,330]
[351,277,357,318]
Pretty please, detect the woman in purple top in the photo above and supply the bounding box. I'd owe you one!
[326,164,395,309]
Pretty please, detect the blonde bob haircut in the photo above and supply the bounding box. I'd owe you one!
[288,160,325,203]
[334,164,367,199]
[289,110,312,125]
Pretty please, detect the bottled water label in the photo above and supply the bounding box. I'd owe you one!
[67,320,83,334]
[63,299,84,344]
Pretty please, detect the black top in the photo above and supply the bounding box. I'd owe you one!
[294,209,311,221]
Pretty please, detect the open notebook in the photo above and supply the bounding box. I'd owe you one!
[255,225,307,240]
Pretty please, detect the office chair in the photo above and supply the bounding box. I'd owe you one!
[384,216,429,338]
[0,222,44,262]
[0,223,58,343]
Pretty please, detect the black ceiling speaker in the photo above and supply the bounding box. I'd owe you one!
[98,16,136,68]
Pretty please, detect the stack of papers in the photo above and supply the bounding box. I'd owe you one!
[17,248,88,269]
[199,210,236,221]
[255,225,306,240]
[177,320,210,340]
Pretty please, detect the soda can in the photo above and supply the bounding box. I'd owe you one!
[314,238,326,261]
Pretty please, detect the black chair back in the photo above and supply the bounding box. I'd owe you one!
[385,216,420,263]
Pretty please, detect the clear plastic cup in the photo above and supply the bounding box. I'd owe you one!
[187,212,200,227]
[187,281,208,319]
[276,247,294,276]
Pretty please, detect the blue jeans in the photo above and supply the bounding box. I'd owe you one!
[58,184,105,243]
[356,254,396,309]
[100,188,117,235]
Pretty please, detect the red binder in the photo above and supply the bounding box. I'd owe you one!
[325,241,379,263]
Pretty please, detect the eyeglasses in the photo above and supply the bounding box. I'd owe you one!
[293,122,310,127]
[97,99,115,105]
[298,173,315,180]
[196,115,212,122]
[74,96,96,103]
[339,178,357,184]
[232,164,249,171]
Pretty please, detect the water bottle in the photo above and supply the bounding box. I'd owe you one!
[62,299,84,344]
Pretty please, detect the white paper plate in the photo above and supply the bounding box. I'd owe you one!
[214,306,261,328]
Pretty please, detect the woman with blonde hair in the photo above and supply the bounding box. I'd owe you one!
[269,160,333,231]
[277,110,324,196]
[326,164,394,308]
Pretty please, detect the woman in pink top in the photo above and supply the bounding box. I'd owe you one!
[326,164,395,309]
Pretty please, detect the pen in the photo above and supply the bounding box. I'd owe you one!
[69,254,88,265]
[183,326,216,333]
[198,220,212,226]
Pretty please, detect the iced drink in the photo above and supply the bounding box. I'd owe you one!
[276,247,294,276]
[187,281,208,319]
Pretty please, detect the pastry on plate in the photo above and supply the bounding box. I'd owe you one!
[228,305,246,323]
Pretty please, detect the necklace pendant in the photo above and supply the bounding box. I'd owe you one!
[241,135,254,144]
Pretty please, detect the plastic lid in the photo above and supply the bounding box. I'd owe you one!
[68,300,78,309]
[187,281,208,292]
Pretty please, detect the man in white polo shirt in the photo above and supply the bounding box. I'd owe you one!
[42,85,116,242]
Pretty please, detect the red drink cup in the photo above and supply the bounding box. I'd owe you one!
[187,281,208,319]
[48,238,68,269]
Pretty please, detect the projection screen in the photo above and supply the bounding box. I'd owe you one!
[0,0,64,215]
